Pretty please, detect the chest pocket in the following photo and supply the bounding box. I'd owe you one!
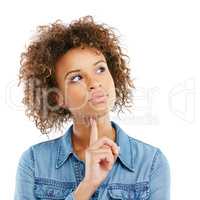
[108,189,129,199]
[107,182,150,200]
[34,178,75,199]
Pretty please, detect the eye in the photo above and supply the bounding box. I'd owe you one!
[69,74,82,83]
[96,66,106,74]
[68,66,106,83]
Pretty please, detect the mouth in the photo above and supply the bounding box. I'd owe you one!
[88,94,109,104]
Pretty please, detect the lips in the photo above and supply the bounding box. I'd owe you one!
[89,90,108,104]
[90,95,107,104]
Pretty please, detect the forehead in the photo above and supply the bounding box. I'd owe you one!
[56,47,106,68]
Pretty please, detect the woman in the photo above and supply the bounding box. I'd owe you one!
[15,16,170,199]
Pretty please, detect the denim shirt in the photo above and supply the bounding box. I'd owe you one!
[14,120,170,200]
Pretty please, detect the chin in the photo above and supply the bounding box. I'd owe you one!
[81,106,110,119]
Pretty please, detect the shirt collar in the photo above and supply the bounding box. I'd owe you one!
[56,120,135,172]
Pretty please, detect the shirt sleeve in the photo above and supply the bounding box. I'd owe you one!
[149,148,171,200]
[65,191,76,200]
[14,147,36,200]
[14,147,76,200]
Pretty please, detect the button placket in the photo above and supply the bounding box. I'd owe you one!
[72,156,85,185]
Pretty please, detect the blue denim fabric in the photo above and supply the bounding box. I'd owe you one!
[14,120,170,200]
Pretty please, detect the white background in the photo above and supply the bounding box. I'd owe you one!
[0,0,200,199]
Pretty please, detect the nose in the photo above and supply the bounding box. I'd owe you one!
[88,79,102,90]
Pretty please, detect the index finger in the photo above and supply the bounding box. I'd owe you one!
[89,117,98,146]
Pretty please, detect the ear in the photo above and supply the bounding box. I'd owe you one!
[53,92,65,108]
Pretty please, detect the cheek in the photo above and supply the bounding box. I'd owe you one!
[107,77,116,103]
[109,82,116,103]
[63,84,89,108]
[106,75,116,93]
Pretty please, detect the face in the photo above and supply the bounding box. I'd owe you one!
[55,46,116,120]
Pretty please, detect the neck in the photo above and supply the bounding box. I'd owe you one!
[71,113,115,151]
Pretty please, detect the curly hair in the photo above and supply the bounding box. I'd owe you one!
[18,15,135,136]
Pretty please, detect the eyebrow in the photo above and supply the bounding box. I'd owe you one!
[63,60,106,80]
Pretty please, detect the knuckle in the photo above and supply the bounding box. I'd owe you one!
[102,136,108,141]
[104,149,110,155]
[114,144,119,151]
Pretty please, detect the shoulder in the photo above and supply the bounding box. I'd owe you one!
[32,135,63,152]
[18,135,64,164]
[131,135,169,159]
[127,134,170,172]
[128,135,159,157]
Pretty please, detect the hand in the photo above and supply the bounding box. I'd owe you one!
[83,117,120,188]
